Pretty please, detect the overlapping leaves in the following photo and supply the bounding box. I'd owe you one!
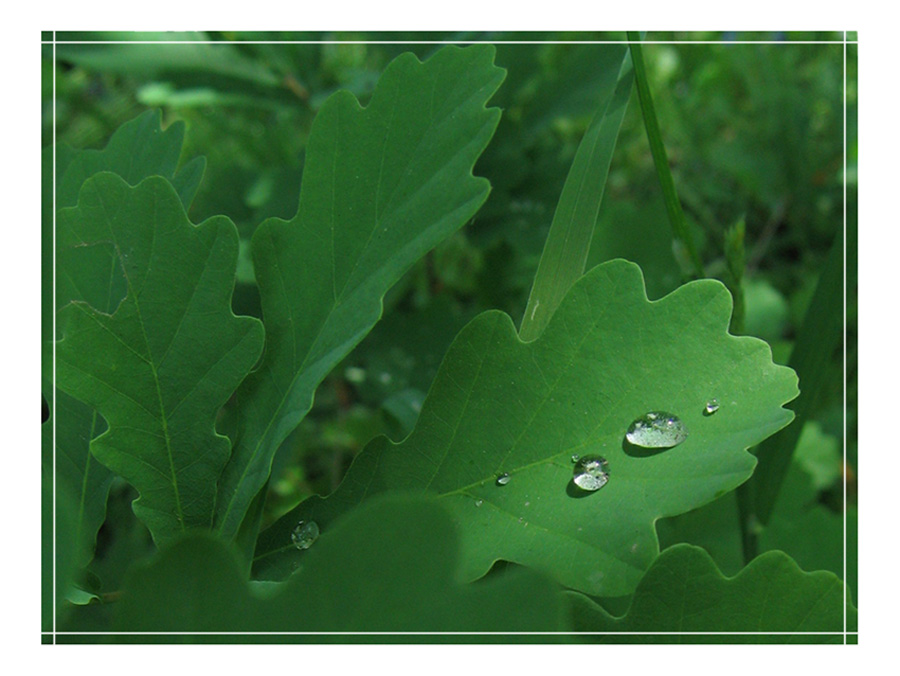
[214,45,506,539]
[115,496,563,634]
[567,544,855,642]
[56,174,263,546]
[254,260,798,597]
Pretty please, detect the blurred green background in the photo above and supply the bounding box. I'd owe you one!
[42,32,857,607]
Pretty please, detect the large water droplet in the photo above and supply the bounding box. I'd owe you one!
[291,520,320,550]
[496,473,511,486]
[704,399,720,416]
[625,412,688,449]
[572,455,609,491]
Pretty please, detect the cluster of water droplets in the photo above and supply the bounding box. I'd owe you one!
[465,398,726,511]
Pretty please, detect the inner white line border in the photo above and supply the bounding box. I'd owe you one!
[46,30,855,644]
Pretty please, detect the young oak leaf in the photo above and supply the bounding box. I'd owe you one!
[214,45,505,538]
[48,114,207,566]
[56,173,264,547]
[56,108,205,210]
[115,496,564,634]
[566,544,856,641]
[253,259,798,597]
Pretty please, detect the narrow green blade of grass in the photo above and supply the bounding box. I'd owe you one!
[627,32,704,279]
[750,230,844,525]
[723,218,747,334]
[519,47,634,342]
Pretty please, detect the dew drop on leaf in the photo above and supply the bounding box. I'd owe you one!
[704,399,720,416]
[625,412,688,449]
[572,455,610,492]
[496,473,511,486]
[475,499,483,507]
[571,454,580,463]
[291,520,320,550]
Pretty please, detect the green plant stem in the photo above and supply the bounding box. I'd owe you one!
[749,230,844,525]
[626,32,705,279]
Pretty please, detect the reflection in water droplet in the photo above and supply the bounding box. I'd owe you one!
[572,455,609,492]
[625,411,688,449]
[496,473,511,486]
[291,520,320,550]
[704,399,720,416]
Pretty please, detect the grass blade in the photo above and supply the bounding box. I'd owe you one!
[751,229,844,525]
[627,32,705,279]
[519,47,634,341]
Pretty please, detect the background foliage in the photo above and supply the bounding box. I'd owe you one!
[42,31,857,641]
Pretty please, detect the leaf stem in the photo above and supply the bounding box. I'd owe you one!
[626,32,705,279]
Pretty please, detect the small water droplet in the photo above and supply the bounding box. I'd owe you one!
[291,520,319,550]
[496,473,511,486]
[704,399,720,416]
[572,455,610,492]
[571,454,580,463]
[625,411,688,449]
[475,499,483,507]
[524,501,530,507]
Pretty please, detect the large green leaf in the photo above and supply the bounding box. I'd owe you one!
[49,111,207,569]
[214,45,505,539]
[115,496,563,634]
[567,544,855,642]
[55,173,264,547]
[254,259,798,596]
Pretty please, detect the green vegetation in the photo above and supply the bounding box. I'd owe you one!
[42,31,856,643]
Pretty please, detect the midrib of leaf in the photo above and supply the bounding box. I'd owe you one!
[75,410,102,544]
[96,191,186,531]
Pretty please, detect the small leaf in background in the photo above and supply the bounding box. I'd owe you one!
[254,260,798,597]
[567,544,854,642]
[116,496,563,634]
[215,45,506,540]
[56,174,264,547]
[56,109,206,210]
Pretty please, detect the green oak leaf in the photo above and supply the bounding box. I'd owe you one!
[115,496,563,634]
[214,45,505,538]
[56,109,205,210]
[254,260,798,597]
[567,544,855,642]
[48,112,207,566]
[56,173,264,547]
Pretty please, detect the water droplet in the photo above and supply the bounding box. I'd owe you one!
[496,473,511,486]
[571,454,580,463]
[475,499,483,507]
[291,521,319,550]
[704,399,720,416]
[625,411,688,449]
[572,455,610,492]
